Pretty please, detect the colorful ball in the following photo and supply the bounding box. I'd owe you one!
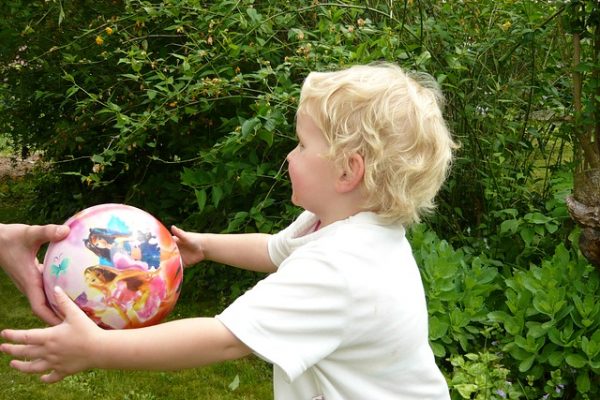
[43,203,183,329]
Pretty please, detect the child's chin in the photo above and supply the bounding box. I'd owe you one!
[290,194,299,206]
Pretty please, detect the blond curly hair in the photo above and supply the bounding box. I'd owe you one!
[297,63,457,225]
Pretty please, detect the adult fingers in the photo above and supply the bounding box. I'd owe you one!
[26,224,70,247]
[29,291,63,326]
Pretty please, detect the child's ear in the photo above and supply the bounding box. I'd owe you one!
[336,153,365,193]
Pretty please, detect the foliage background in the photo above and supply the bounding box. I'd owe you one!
[1,0,599,398]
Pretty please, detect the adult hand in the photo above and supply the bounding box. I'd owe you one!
[0,224,69,325]
[0,287,100,383]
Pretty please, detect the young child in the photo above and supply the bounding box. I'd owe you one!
[1,63,456,399]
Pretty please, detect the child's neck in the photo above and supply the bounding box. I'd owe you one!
[313,220,322,232]
[312,188,368,230]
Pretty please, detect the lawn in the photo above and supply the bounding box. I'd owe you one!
[0,170,273,400]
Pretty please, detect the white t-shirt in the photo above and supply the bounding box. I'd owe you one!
[217,211,449,400]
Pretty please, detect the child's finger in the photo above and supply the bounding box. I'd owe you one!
[1,328,47,346]
[0,343,46,360]
[9,358,52,374]
[42,369,67,384]
[171,225,186,239]
[52,286,80,319]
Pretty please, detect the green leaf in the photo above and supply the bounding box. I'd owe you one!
[487,310,510,323]
[241,118,260,136]
[500,219,519,234]
[553,243,571,266]
[228,374,240,391]
[194,189,207,212]
[180,167,209,187]
[548,351,564,367]
[121,74,140,81]
[576,370,591,393]
[519,228,534,246]
[246,7,262,24]
[527,322,548,338]
[525,212,549,224]
[518,355,535,372]
[505,317,523,336]
[429,316,449,340]
[227,212,249,232]
[258,130,274,147]
[65,86,79,98]
[131,60,142,72]
[430,341,446,358]
[107,102,121,112]
[565,353,587,368]
[455,383,478,399]
[545,222,558,233]
[58,2,65,26]
[581,335,600,358]
[212,186,223,208]
[62,72,75,83]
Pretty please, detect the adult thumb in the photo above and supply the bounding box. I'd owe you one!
[49,225,70,242]
[29,224,70,246]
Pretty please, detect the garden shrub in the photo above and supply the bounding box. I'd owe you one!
[3,1,600,398]
[410,224,502,359]
[415,221,600,399]
[2,0,576,242]
[447,351,523,399]
[488,240,600,399]
[2,0,485,295]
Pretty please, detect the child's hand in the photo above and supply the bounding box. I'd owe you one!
[171,226,207,267]
[0,287,101,383]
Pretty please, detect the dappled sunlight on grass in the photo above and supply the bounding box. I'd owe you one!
[0,269,273,400]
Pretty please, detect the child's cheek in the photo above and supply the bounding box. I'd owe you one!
[287,160,298,183]
[287,163,304,196]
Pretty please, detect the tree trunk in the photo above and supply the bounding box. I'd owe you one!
[566,11,600,269]
[567,169,600,269]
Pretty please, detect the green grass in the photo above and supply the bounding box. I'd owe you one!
[0,261,273,400]
[0,174,273,400]
[0,134,12,157]
[0,176,31,224]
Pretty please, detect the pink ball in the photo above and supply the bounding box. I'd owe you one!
[43,204,183,329]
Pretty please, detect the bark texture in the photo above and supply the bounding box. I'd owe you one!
[567,169,600,268]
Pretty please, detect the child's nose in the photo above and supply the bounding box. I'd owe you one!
[286,146,297,161]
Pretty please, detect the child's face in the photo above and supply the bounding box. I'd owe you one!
[287,113,339,215]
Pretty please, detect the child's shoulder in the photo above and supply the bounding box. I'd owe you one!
[304,212,406,254]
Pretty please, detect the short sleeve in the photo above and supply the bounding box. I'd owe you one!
[268,211,320,266]
[216,249,350,382]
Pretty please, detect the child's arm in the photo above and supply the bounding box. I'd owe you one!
[171,226,277,273]
[0,287,252,383]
